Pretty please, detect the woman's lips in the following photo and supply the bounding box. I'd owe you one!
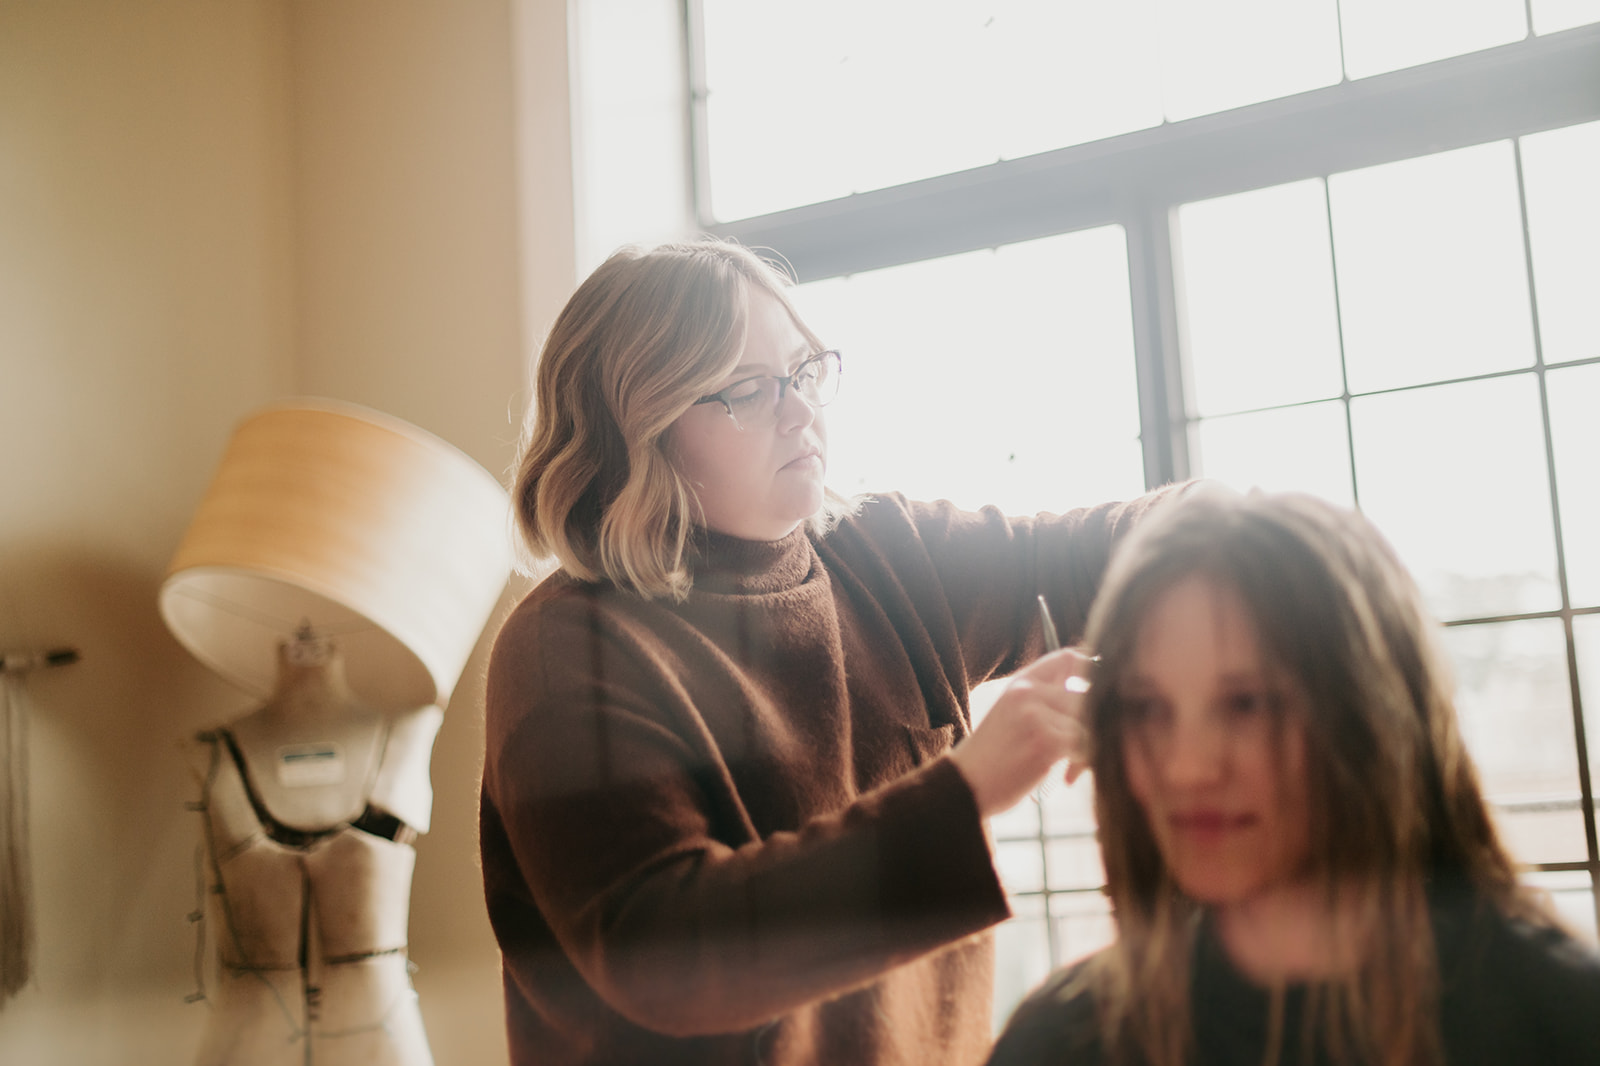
[1169,811,1256,838]
[782,451,822,471]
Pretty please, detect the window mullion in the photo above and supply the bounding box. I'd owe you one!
[682,0,712,225]
[1125,198,1190,489]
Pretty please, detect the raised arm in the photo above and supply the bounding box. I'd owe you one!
[480,594,1009,1037]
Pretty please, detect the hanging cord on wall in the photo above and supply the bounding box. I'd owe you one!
[0,646,79,1005]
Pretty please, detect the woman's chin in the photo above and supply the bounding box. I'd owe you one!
[776,481,825,522]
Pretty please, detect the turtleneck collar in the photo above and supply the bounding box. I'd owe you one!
[688,524,815,596]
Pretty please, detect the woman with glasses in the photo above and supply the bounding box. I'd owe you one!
[479,237,1181,1066]
[985,489,1600,1066]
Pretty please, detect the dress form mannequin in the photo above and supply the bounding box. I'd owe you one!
[189,629,441,1066]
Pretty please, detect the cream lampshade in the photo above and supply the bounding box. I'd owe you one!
[160,398,513,710]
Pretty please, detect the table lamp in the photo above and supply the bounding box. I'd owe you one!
[160,398,513,710]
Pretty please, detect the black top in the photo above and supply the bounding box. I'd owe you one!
[987,894,1600,1066]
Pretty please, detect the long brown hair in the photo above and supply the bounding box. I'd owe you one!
[511,237,853,599]
[1080,489,1536,1066]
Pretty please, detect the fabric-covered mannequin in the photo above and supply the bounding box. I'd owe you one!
[188,631,440,1065]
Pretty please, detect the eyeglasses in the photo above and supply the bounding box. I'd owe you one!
[691,349,842,430]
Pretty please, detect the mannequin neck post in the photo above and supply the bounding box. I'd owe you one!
[265,628,362,722]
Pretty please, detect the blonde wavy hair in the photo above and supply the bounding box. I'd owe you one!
[1078,489,1546,1066]
[512,237,854,599]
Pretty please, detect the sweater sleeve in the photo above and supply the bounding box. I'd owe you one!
[903,484,1187,684]
[481,590,1011,1038]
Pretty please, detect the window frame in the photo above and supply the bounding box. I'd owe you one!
[686,12,1600,941]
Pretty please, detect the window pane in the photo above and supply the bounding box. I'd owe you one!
[992,894,1051,1029]
[995,838,1046,895]
[989,791,1041,844]
[1045,833,1106,894]
[1339,0,1527,80]
[1176,179,1344,415]
[1351,376,1558,620]
[1041,773,1101,892]
[1548,364,1600,610]
[1442,619,1588,865]
[700,1,1167,221]
[700,1,855,220]
[1158,0,1343,121]
[1194,401,1355,506]
[987,0,1164,161]
[1049,889,1115,967]
[1531,0,1600,33]
[1330,141,1536,393]
[822,5,1011,199]
[794,227,1146,514]
[1525,869,1597,944]
[1521,120,1600,367]
[1039,763,1097,839]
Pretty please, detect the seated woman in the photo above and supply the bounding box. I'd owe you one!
[987,489,1600,1066]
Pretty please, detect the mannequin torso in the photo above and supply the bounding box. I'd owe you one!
[189,634,440,1066]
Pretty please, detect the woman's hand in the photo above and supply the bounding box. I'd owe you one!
[948,647,1095,818]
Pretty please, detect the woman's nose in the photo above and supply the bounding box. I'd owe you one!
[1158,714,1228,788]
[774,381,818,432]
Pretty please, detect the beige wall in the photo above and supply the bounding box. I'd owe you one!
[0,0,574,1061]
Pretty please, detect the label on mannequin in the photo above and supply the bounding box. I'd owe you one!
[276,743,347,787]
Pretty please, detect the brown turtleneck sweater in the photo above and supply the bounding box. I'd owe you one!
[480,491,1171,1066]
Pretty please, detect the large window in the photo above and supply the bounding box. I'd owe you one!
[692,4,1600,1025]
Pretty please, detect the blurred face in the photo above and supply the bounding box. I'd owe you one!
[667,287,828,541]
[1120,575,1313,909]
